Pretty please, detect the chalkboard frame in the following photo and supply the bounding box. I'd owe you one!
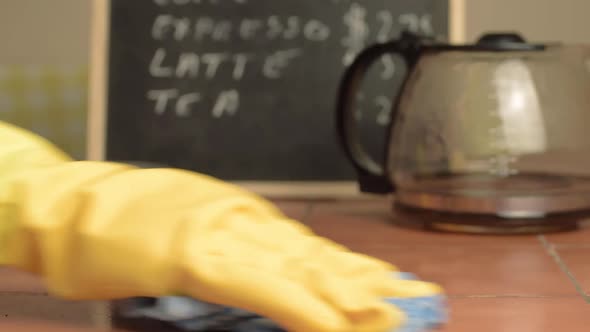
[87,0,465,198]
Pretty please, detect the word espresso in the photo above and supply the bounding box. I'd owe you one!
[152,15,332,43]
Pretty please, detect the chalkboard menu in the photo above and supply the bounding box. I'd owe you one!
[90,0,448,182]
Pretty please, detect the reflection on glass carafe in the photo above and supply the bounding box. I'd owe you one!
[337,31,590,224]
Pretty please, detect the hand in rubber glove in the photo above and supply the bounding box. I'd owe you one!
[0,123,444,332]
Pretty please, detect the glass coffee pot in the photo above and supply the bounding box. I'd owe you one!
[337,31,590,222]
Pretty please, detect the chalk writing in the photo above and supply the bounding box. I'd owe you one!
[147,89,178,115]
[376,10,394,43]
[380,55,395,80]
[194,17,215,40]
[153,15,332,43]
[283,16,300,39]
[147,89,240,118]
[212,90,240,117]
[176,52,200,78]
[303,20,331,41]
[352,94,393,126]
[267,16,282,39]
[148,49,298,80]
[213,20,232,41]
[232,54,253,80]
[147,47,300,115]
[239,19,263,40]
[149,48,173,77]
[144,1,440,119]
[342,3,369,65]
[375,95,392,126]
[263,49,302,79]
[176,92,201,117]
[399,13,433,35]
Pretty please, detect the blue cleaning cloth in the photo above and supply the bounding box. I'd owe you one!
[118,272,447,332]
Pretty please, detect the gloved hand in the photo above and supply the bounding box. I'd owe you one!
[0,122,445,332]
[119,272,447,332]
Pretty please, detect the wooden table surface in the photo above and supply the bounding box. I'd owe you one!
[1,197,589,331]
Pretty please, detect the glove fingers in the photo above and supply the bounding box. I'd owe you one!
[179,253,351,332]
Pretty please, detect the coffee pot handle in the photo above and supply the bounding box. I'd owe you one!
[335,32,422,194]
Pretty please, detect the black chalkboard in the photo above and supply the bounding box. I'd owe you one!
[103,0,448,181]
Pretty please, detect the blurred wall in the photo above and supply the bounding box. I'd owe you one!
[0,0,90,159]
[465,0,590,43]
[0,0,90,64]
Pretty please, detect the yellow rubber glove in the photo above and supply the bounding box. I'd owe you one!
[0,121,71,264]
[0,123,443,332]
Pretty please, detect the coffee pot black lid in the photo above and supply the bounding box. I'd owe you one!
[407,31,548,52]
[473,32,546,51]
